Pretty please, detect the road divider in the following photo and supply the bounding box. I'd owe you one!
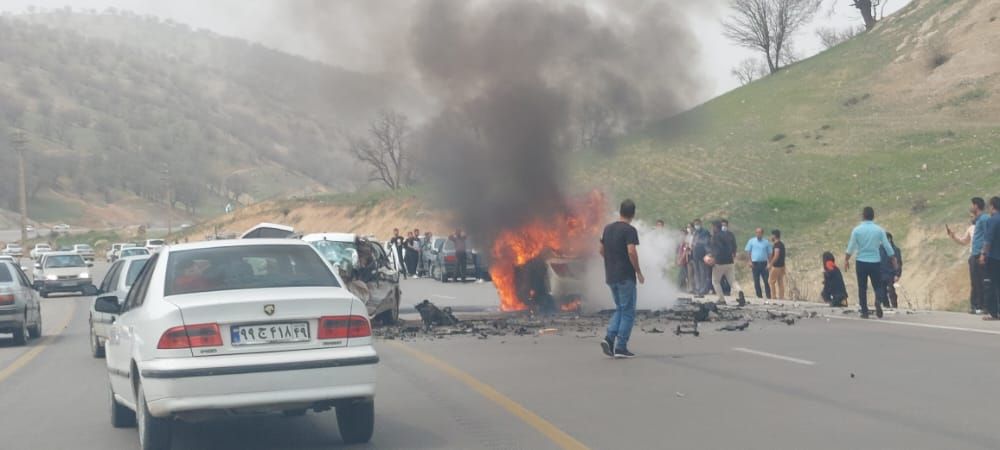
[386,341,590,450]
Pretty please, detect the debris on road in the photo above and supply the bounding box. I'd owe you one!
[415,299,460,328]
[674,322,699,337]
[717,320,751,332]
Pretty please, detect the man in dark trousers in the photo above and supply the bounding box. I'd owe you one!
[878,232,902,309]
[600,199,644,359]
[745,227,773,300]
[845,207,897,319]
[450,228,468,282]
[690,219,711,296]
[948,197,990,314]
[978,196,1000,320]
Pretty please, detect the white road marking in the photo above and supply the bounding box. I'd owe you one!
[824,314,1000,336]
[432,295,457,300]
[732,347,817,366]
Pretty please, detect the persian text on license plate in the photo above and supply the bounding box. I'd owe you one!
[231,322,310,346]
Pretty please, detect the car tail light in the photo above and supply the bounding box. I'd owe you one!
[157,323,223,349]
[318,315,371,340]
[0,294,14,306]
[444,255,457,263]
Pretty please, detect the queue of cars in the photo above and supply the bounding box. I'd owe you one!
[0,257,43,345]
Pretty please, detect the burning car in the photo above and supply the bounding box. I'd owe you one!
[302,233,401,324]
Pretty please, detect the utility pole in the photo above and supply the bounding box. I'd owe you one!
[11,129,29,256]
[160,162,172,237]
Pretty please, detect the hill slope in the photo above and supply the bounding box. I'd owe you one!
[0,10,419,227]
[576,0,1000,308]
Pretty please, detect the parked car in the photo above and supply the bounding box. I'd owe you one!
[2,243,23,258]
[107,243,138,262]
[420,237,446,276]
[144,239,166,254]
[89,255,151,357]
[30,243,52,260]
[0,259,42,345]
[73,244,96,262]
[52,224,71,233]
[302,233,401,324]
[96,239,377,449]
[428,237,489,282]
[32,252,95,298]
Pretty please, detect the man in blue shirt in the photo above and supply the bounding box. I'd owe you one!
[845,206,897,319]
[745,228,773,299]
[978,196,1000,320]
[948,197,990,314]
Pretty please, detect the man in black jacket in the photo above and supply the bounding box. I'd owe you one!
[878,233,902,308]
[709,221,744,304]
[691,219,711,295]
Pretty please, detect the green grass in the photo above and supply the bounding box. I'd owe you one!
[28,193,84,223]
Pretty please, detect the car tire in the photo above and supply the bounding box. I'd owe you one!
[110,380,137,428]
[90,322,105,358]
[28,314,42,339]
[12,317,28,346]
[136,380,171,450]
[336,400,374,444]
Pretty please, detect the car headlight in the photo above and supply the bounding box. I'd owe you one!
[79,272,90,279]
[45,274,58,281]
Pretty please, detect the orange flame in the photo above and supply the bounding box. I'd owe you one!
[490,190,606,312]
[560,298,582,312]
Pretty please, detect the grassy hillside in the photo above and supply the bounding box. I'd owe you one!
[0,10,419,227]
[575,0,1000,309]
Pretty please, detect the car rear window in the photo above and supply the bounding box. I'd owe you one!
[147,240,165,246]
[164,244,340,296]
[121,248,149,257]
[124,259,149,287]
[0,264,12,283]
[44,255,86,268]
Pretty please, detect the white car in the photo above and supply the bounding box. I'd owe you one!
[108,243,138,262]
[2,243,23,258]
[96,239,377,449]
[90,255,151,357]
[144,239,166,254]
[73,244,96,262]
[52,224,71,233]
[30,243,52,260]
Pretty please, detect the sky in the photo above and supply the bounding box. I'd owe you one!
[2,0,911,107]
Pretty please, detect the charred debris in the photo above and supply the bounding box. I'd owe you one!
[375,297,820,341]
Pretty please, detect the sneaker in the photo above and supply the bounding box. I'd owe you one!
[600,338,614,357]
[875,304,883,319]
[860,312,870,319]
[737,291,747,307]
[614,348,636,359]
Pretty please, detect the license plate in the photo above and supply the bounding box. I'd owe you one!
[230,322,310,346]
[60,281,77,287]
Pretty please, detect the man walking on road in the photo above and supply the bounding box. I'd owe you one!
[768,229,787,300]
[710,221,744,304]
[845,207,897,319]
[600,199,644,359]
[745,227,773,300]
[948,197,990,314]
[978,196,1000,320]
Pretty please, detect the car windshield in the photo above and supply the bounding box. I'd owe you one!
[164,244,340,296]
[121,248,149,257]
[76,245,92,251]
[37,244,50,249]
[309,240,357,268]
[7,245,20,249]
[147,240,165,246]
[124,259,149,287]
[44,255,86,268]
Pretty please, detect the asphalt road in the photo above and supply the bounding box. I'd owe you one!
[2,263,1000,449]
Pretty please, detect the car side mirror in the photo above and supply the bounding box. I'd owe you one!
[87,262,94,267]
[94,295,121,314]
[34,263,41,270]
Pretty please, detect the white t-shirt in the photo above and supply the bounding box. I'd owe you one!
[958,224,975,253]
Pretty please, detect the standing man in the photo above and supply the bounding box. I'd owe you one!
[676,227,690,290]
[948,197,990,314]
[691,219,711,296]
[600,199,644,359]
[845,207,897,319]
[877,232,902,309]
[710,221,744,304]
[389,228,407,279]
[978,196,1000,320]
[450,228,468,282]
[412,228,423,276]
[685,223,696,293]
[768,229,787,300]
[745,228,773,300]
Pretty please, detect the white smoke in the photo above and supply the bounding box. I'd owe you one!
[582,220,681,312]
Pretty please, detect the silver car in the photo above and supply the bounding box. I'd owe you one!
[0,259,42,345]
[90,255,150,357]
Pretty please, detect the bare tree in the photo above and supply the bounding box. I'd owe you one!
[816,24,865,49]
[731,58,769,86]
[851,1,889,31]
[347,109,411,190]
[723,0,823,74]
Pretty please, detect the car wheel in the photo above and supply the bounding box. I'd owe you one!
[90,322,105,358]
[28,314,42,339]
[136,380,171,450]
[12,317,28,346]
[336,400,374,444]
[110,380,136,428]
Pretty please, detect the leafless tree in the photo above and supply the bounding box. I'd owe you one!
[731,58,769,86]
[815,24,865,49]
[347,109,411,190]
[851,1,889,31]
[723,0,823,74]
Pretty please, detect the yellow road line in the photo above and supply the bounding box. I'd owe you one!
[0,299,78,384]
[386,341,590,450]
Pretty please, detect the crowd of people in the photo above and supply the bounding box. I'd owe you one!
[385,227,479,282]
[946,196,1000,320]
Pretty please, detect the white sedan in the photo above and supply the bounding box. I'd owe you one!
[96,239,377,450]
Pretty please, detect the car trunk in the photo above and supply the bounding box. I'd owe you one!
[165,286,357,357]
